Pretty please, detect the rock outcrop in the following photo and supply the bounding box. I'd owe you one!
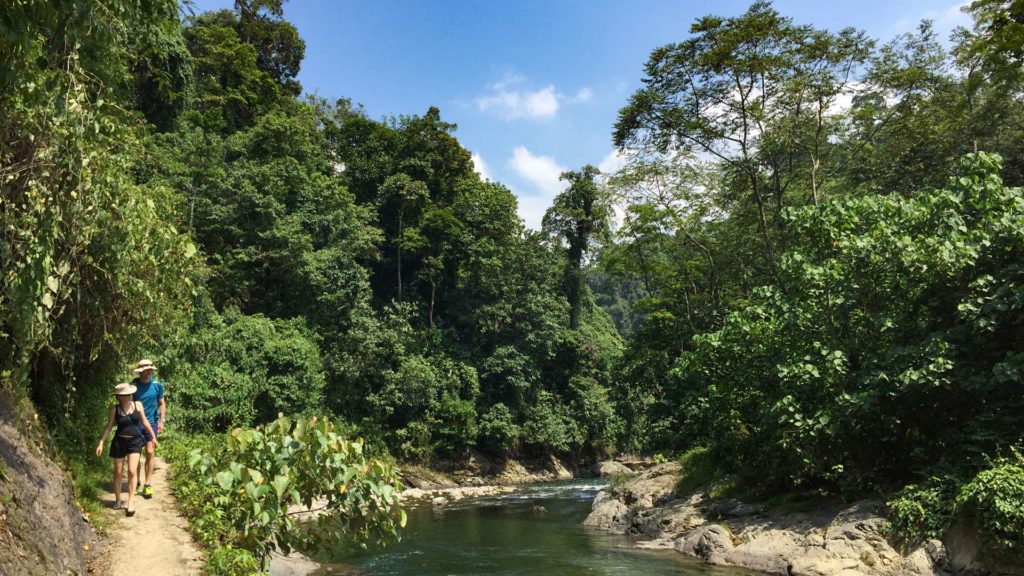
[581,464,1016,576]
[400,484,517,504]
[0,393,96,576]
[597,460,633,477]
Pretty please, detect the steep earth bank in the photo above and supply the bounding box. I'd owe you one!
[395,452,621,505]
[0,392,97,576]
[400,451,608,488]
[583,463,1023,576]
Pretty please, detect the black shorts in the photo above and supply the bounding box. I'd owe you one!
[109,436,145,459]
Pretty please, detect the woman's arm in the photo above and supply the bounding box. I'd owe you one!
[95,405,115,456]
[137,401,159,447]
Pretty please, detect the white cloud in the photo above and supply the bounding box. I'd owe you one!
[932,1,972,32]
[516,195,557,231]
[508,146,568,228]
[598,149,627,176]
[892,0,971,39]
[509,146,566,196]
[491,71,526,91]
[477,85,560,120]
[568,87,593,104]
[475,74,594,121]
[471,152,491,181]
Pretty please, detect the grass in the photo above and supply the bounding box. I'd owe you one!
[670,445,847,514]
[674,445,734,497]
[55,430,117,533]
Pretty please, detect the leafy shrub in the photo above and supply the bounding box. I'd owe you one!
[567,375,622,452]
[428,393,478,458]
[886,476,960,545]
[163,433,262,574]
[477,403,520,455]
[607,468,638,491]
[394,421,432,464]
[173,415,405,570]
[163,307,327,430]
[522,391,579,454]
[956,451,1024,552]
[674,446,724,495]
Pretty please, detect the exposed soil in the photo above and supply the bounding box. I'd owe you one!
[92,455,203,576]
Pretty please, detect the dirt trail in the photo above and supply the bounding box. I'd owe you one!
[97,456,204,575]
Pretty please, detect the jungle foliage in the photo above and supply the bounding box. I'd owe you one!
[603,0,1024,556]
[4,0,1024,567]
[2,0,622,472]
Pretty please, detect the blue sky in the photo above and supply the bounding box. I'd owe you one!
[188,0,971,228]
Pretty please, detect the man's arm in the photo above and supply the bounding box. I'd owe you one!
[158,396,166,433]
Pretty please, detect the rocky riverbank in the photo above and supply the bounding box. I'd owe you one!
[583,463,1022,576]
[393,453,620,506]
[398,452,606,489]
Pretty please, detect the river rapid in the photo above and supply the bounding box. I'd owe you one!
[302,479,755,576]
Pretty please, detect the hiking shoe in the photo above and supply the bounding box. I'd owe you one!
[112,500,123,510]
[125,508,135,517]
[142,485,153,499]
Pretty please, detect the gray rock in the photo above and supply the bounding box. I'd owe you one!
[703,498,766,520]
[268,551,322,576]
[629,494,706,538]
[580,463,1004,576]
[676,524,734,561]
[582,490,631,533]
[618,462,682,508]
[901,539,952,576]
[597,460,633,477]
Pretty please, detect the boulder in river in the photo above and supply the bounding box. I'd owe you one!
[581,490,631,533]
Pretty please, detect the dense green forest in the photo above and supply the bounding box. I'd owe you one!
[2,0,1023,569]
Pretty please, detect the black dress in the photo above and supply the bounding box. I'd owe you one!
[109,404,146,458]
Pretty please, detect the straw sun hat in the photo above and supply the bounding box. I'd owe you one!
[132,359,157,374]
[112,383,138,396]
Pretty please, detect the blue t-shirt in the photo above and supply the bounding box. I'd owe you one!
[132,378,164,425]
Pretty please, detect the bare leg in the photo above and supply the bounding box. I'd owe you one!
[144,441,156,486]
[126,452,140,512]
[113,458,124,505]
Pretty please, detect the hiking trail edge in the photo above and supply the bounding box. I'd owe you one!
[97,455,204,575]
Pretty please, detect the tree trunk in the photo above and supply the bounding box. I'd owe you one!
[429,277,436,328]
[396,211,403,300]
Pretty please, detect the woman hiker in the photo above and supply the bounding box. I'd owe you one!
[95,382,158,516]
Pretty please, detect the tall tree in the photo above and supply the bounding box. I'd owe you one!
[614,1,871,267]
[183,10,283,133]
[378,173,429,301]
[543,165,611,330]
[234,0,305,95]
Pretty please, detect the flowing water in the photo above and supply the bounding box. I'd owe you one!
[304,479,755,576]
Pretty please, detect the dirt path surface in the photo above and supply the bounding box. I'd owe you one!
[97,455,204,575]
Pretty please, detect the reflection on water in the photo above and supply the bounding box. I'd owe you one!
[307,480,754,576]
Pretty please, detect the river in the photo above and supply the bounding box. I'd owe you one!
[302,479,755,575]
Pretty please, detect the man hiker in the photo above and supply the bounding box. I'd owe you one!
[131,358,165,498]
